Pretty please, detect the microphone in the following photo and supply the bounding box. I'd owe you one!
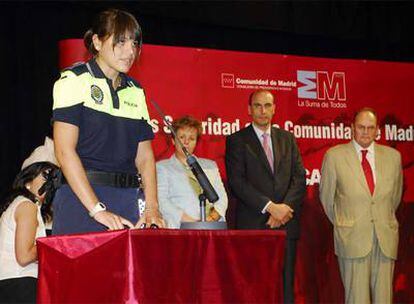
[150,100,219,203]
[186,155,219,203]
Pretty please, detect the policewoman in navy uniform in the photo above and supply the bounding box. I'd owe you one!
[52,9,164,234]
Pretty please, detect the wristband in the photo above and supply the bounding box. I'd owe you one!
[89,202,106,218]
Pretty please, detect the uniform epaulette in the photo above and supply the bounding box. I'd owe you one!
[61,62,89,76]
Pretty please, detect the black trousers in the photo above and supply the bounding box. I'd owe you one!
[283,239,297,304]
[0,277,37,303]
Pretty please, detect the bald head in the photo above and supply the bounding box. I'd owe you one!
[353,107,378,125]
[249,89,274,105]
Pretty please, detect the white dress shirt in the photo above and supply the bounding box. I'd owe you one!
[352,139,377,184]
[252,124,274,157]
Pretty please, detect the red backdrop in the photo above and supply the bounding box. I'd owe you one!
[58,40,414,303]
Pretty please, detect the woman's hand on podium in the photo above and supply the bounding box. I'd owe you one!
[94,210,134,230]
[135,208,165,229]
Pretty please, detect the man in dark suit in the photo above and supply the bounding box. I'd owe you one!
[225,89,306,303]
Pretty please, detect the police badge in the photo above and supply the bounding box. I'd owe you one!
[91,85,104,104]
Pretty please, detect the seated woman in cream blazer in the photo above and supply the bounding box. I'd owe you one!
[156,116,228,228]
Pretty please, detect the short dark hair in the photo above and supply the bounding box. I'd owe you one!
[172,115,203,138]
[248,89,274,105]
[353,107,378,124]
[84,8,142,55]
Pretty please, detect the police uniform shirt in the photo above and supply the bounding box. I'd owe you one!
[52,58,154,174]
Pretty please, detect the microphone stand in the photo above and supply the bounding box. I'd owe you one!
[150,100,227,230]
[199,193,207,222]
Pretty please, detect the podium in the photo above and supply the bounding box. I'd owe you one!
[37,229,286,303]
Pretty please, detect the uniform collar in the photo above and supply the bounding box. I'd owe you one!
[87,58,127,88]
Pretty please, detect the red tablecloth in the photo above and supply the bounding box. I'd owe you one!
[37,229,286,303]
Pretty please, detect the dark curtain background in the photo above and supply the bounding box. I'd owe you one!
[1,1,413,199]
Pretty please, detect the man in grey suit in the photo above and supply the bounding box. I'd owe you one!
[320,108,403,303]
[225,89,306,303]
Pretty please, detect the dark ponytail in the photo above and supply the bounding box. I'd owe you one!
[83,29,96,55]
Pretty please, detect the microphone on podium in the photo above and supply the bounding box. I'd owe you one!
[185,154,219,203]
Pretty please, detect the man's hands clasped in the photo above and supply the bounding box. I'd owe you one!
[266,202,294,228]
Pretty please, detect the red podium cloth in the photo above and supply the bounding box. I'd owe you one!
[37,229,286,303]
